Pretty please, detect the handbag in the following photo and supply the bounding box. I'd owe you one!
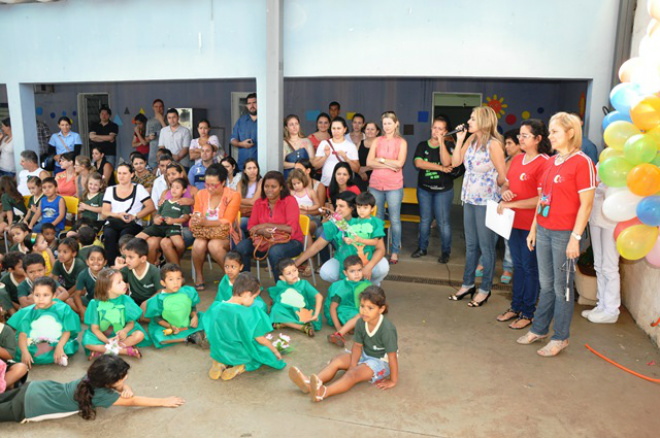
[250,229,291,261]
[104,186,137,229]
[190,221,230,240]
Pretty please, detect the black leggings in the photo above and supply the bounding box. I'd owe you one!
[103,221,144,263]
[0,382,29,422]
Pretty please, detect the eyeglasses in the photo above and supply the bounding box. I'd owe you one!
[517,134,536,140]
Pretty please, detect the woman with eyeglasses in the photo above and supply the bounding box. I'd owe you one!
[517,112,596,357]
[495,121,551,330]
[54,152,78,197]
[190,163,241,290]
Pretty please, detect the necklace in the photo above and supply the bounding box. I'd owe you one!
[555,148,577,165]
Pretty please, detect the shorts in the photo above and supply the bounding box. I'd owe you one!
[142,224,182,238]
[358,351,390,383]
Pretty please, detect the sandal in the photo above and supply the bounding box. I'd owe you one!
[299,264,312,278]
[88,351,102,361]
[302,322,315,338]
[125,347,141,358]
[509,316,532,330]
[209,360,227,380]
[496,308,520,322]
[289,366,310,393]
[327,332,345,348]
[195,283,205,292]
[272,323,283,330]
[221,364,246,381]
[500,271,513,284]
[537,340,569,357]
[516,331,549,345]
[309,374,326,402]
[388,255,399,265]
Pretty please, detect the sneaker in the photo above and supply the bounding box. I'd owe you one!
[411,248,427,258]
[588,311,618,324]
[438,252,450,264]
[581,307,603,319]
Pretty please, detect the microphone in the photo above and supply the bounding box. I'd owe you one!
[443,123,467,137]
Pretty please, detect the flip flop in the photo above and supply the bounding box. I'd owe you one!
[309,374,326,402]
[209,360,227,380]
[221,364,246,381]
[195,283,205,292]
[289,366,310,393]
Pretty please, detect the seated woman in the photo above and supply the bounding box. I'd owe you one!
[191,163,241,290]
[101,162,156,265]
[220,156,242,191]
[294,191,389,286]
[54,152,78,197]
[237,158,262,237]
[235,171,304,280]
[91,145,116,187]
[326,162,362,207]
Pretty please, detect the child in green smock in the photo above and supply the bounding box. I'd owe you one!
[144,264,207,349]
[215,251,268,312]
[204,272,285,381]
[82,268,150,359]
[268,258,323,337]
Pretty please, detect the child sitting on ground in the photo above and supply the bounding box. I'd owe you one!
[289,286,399,402]
[268,258,323,337]
[83,268,149,360]
[51,237,86,303]
[215,250,267,312]
[28,177,66,234]
[0,306,29,391]
[111,234,135,269]
[325,255,372,347]
[8,223,30,254]
[76,225,103,262]
[0,252,26,313]
[22,176,43,228]
[8,277,81,368]
[74,247,107,317]
[204,272,285,381]
[24,233,55,276]
[136,178,191,265]
[120,238,161,311]
[16,254,68,308]
[41,223,58,253]
[144,263,207,349]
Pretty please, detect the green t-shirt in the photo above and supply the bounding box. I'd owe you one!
[81,192,104,222]
[323,216,385,278]
[158,199,192,221]
[76,268,99,304]
[354,315,398,361]
[24,378,119,421]
[52,258,86,290]
[1,272,23,304]
[0,323,17,358]
[121,263,161,305]
[25,194,44,224]
[17,278,62,299]
[1,193,27,218]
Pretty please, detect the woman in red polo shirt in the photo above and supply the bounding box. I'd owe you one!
[496,120,551,329]
[235,171,304,279]
[517,112,596,357]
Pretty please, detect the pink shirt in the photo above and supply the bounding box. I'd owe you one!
[369,137,404,191]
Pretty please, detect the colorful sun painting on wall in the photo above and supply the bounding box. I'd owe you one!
[483,94,507,119]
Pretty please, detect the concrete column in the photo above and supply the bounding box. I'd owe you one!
[259,0,283,173]
[6,82,38,172]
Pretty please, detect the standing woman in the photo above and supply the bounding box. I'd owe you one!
[366,111,408,264]
[74,155,94,199]
[0,118,16,177]
[237,158,262,236]
[449,106,507,307]
[307,113,331,152]
[357,121,379,182]
[313,117,360,187]
[518,112,595,356]
[348,113,365,147]
[220,156,242,191]
[189,119,223,164]
[496,120,551,329]
[283,114,315,179]
[92,145,116,186]
[48,117,82,175]
[55,152,78,197]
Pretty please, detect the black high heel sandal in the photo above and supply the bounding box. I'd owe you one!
[448,286,476,301]
[468,292,491,307]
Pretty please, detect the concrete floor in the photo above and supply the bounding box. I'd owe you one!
[6,214,660,437]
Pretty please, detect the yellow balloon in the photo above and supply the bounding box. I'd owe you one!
[630,96,660,131]
[647,125,660,149]
[600,148,623,161]
[603,121,642,150]
[616,224,659,260]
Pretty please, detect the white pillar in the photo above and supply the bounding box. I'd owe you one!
[6,82,37,172]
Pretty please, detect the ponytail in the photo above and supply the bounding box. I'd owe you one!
[74,355,130,420]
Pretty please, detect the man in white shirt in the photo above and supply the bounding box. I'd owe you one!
[151,155,172,207]
[18,150,49,195]
[159,108,191,169]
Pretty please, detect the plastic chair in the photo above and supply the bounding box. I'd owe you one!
[62,196,79,232]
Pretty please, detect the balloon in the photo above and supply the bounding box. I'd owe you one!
[602,111,633,130]
[639,34,660,58]
[653,153,660,166]
[603,189,644,222]
[614,217,644,240]
[619,57,644,83]
[649,0,660,20]
[616,224,659,260]
[623,134,657,164]
[610,83,642,114]
[648,19,660,37]
[637,195,660,226]
[598,156,635,187]
[603,121,641,150]
[647,125,660,146]
[645,235,660,268]
[606,186,628,198]
[627,163,660,196]
[630,60,660,94]
[630,96,660,130]
[600,147,623,162]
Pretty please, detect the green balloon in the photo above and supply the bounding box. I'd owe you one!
[652,153,660,167]
[599,156,635,187]
[623,134,657,165]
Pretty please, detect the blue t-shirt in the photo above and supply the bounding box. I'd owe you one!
[48,131,82,155]
[40,195,65,231]
[230,114,258,170]
[581,136,599,164]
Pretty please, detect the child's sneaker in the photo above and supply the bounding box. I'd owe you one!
[327,332,345,348]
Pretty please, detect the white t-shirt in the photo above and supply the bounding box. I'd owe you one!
[0,138,15,173]
[18,167,46,196]
[315,139,358,186]
[103,183,151,224]
[159,125,192,167]
[151,175,168,206]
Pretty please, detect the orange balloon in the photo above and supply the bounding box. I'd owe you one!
[619,57,644,83]
[630,96,660,131]
[627,163,660,196]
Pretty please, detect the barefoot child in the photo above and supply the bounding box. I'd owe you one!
[214,250,267,312]
[120,238,161,311]
[8,277,80,368]
[83,268,150,360]
[51,237,86,301]
[204,272,285,381]
[325,255,372,347]
[74,247,107,316]
[144,263,207,349]
[0,306,29,390]
[290,286,398,402]
[28,177,66,234]
[268,258,323,337]
[0,252,26,313]
[16,254,68,308]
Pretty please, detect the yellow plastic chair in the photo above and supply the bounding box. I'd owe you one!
[62,196,79,232]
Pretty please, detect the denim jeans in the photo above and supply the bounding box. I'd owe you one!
[508,228,539,318]
[478,235,512,272]
[320,257,390,286]
[235,238,303,279]
[530,226,574,341]
[416,187,453,254]
[462,203,496,294]
[369,187,403,254]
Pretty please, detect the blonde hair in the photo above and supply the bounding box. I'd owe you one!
[83,172,106,198]
[283,114,306,140]
[381,111,401,136]
[472,106,503,148]
[287,168,309,191]
[549,112,582,151]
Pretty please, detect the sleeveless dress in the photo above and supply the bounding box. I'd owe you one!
[283,139,311,179]
[461,139,501,205]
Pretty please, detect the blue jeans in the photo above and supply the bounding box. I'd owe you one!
[462,203,497,294]
[530,226,574,341]
[478,235,512,272]
[508,228,539,318]
[369,187,403,254]
[416,187,453,254]
[235,238,303,279]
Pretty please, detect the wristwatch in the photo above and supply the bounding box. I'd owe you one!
[571,232,582,240]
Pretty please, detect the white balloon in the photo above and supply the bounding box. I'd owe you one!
[605,186,627,198]
[602,189,644,222]
[630,58,660,94]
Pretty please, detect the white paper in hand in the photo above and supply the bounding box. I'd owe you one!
[485,200,515,240]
